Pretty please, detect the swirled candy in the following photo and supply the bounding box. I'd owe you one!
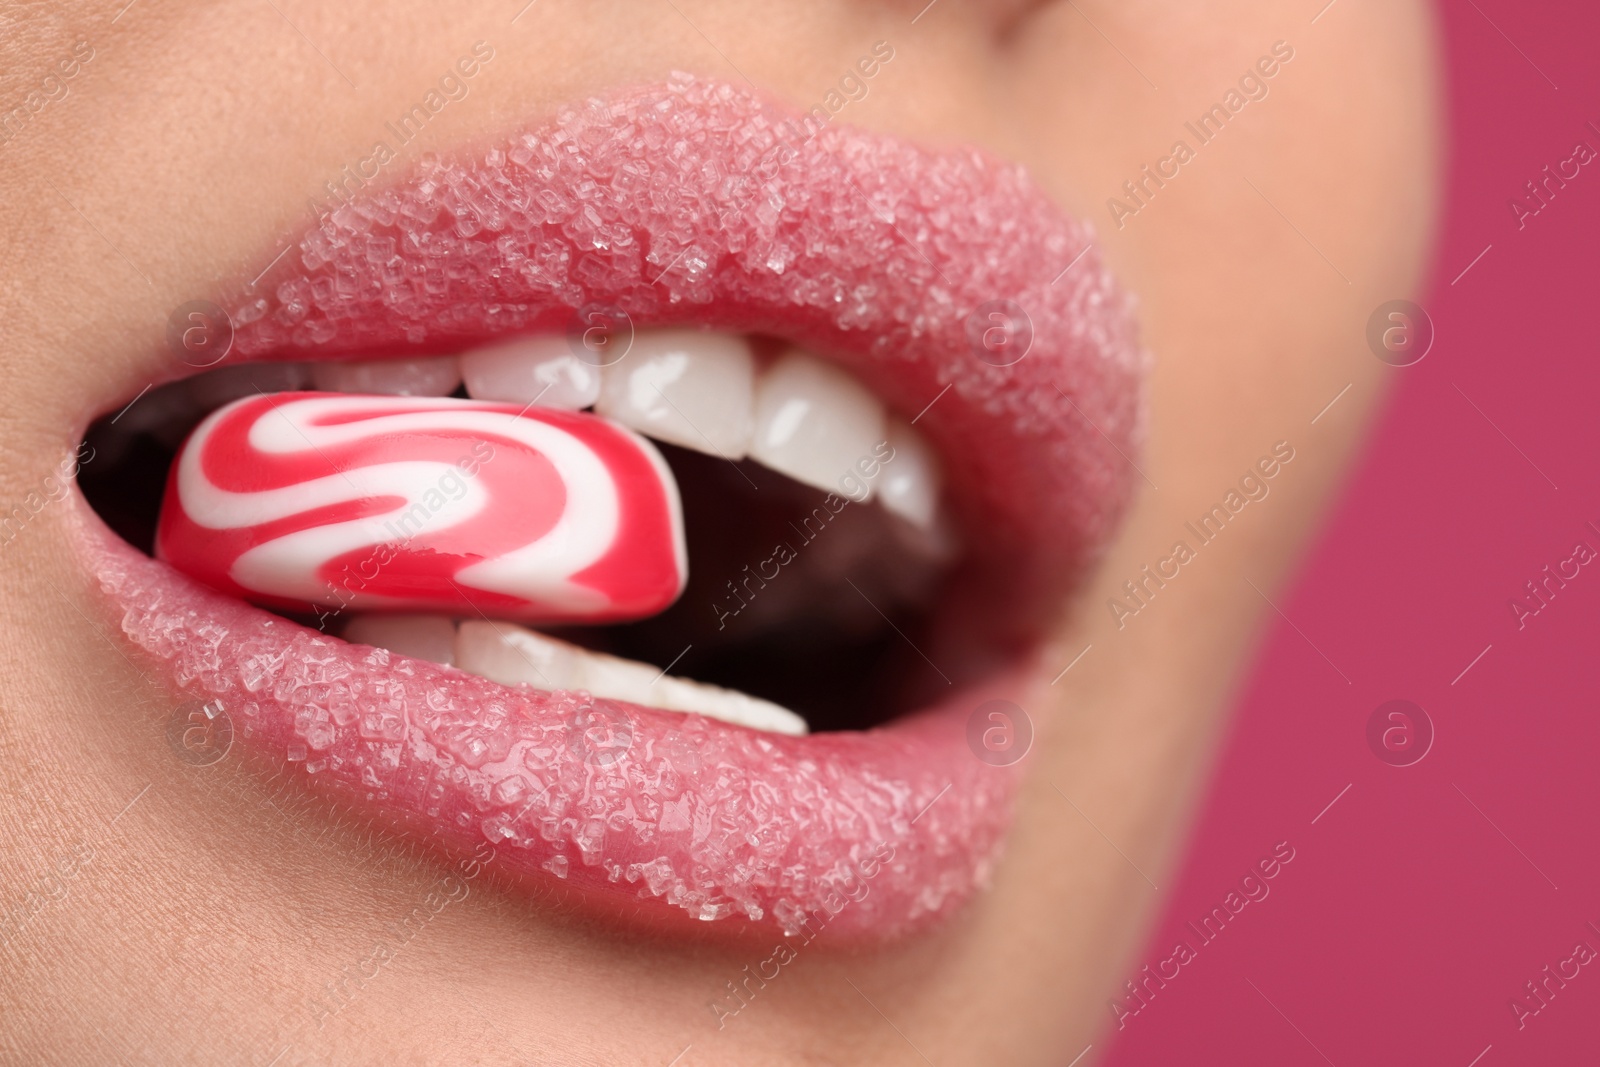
[155,392,687,623]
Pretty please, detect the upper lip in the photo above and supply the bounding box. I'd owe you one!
[77,74,1143,939]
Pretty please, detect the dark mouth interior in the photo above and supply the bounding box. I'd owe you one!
[80,361,965,732]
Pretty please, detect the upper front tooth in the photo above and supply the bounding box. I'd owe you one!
[454,620,807,736]
[751,351,886,498]
[877,417,942,530]
[461,335,600,410]
[595,329,755,459]
[310,357,462,396]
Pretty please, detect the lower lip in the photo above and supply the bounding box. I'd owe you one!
[82,502,1022,940]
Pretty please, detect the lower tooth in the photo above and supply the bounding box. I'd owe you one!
[453,618,585,689]
[344,614,459,666]
[455,619,807,736]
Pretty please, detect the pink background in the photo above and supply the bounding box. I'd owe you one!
[1102,2,1600,1064]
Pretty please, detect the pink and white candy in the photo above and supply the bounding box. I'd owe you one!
[156,392,687,623]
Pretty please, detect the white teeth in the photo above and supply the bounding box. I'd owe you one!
[751,351,887,498]
[454,618,584,689]
[310,357,462,397]
[290,332,941,531]
[595,329,755,459]
[344,614,459,667]
[455,620,807,736]
[877,417,942,531]
[460,335,601,410]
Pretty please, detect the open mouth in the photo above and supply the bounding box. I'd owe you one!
[92,341,957,737]
[72,75,1143,940]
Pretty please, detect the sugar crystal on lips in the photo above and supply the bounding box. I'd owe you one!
[155,392,687,622]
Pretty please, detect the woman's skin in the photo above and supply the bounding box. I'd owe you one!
[0,1,1437,1063]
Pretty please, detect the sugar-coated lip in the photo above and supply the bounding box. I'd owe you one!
[79,74,1144,939]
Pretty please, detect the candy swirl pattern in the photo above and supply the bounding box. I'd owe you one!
[156,391,687,623]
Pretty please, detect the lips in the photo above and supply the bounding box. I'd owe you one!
[76,74,1144,940]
